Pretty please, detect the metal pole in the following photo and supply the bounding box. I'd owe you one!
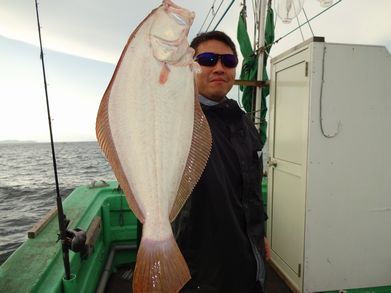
[254,0,267,129]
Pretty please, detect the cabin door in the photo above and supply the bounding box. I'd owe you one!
[267,49,309,290]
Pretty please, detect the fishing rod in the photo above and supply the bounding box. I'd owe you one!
[33,0,86,281]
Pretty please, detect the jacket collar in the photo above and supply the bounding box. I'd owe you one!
[198,95,224,106]
[200,97,244,120]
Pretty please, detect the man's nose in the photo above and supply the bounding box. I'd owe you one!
[212,59,225,72]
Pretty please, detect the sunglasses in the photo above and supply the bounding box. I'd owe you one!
[194,52,238,68]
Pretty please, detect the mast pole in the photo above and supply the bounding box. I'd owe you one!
[254,0,267,129]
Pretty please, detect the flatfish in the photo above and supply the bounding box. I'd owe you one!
[96,1,211,292]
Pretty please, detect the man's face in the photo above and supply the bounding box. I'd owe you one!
[194,40,236,102]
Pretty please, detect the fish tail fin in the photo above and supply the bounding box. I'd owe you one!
[133,235,190,293]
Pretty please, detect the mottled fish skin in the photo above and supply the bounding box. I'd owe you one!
[96,1,212,292]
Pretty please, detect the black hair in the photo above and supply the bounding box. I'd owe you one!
[190,31,237,56]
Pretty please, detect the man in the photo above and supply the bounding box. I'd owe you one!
[173,31,269,293]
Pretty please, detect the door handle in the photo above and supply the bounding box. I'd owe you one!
[268,158,278,168]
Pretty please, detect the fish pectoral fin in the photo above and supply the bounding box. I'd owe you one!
[159,63,171,84]
[133,235,190,293]
[191,61,201,74]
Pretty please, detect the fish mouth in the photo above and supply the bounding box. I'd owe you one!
[164,0,195,26]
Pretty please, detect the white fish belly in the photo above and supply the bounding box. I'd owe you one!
[108,15,194,241]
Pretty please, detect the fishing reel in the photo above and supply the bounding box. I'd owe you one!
[67,228,87,254]
[57,224,88,259]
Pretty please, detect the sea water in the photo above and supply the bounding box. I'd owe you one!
[0,140,269,265]
[0,141,115,265]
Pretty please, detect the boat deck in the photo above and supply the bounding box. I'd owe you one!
[106,261,292,292]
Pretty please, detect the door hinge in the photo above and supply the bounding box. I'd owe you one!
[298,263,302,277]
[305,62,309,77]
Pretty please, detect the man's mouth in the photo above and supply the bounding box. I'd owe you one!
[210,78,226,82]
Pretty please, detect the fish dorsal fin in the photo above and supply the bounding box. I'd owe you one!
[169,87,212,221]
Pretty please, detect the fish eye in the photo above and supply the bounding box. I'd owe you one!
[170,12,186,26]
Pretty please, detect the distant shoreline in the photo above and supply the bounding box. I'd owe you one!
[0,140,37,144]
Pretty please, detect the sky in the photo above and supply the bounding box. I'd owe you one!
[1,0,390,142]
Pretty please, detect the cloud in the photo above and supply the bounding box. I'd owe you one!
[2,0,390,64]
[1,0,391,143]
[0,0,212,63]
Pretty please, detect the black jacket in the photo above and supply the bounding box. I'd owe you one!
[173,99,267,293]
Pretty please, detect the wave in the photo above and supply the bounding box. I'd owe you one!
[0,141,116,265]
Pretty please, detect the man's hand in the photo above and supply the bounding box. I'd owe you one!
[264,237,271,261]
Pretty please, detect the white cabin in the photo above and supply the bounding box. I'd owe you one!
[266,37,391,292]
